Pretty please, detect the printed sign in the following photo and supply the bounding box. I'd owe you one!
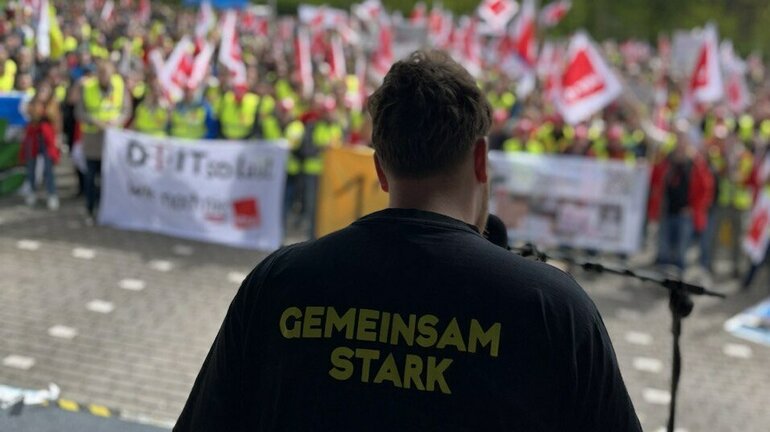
[315,146,389,238]
[489,151,650,253]
[99,129,288,250]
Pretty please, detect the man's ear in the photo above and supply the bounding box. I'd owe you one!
[473,138,488,183]
[374,153,389,192]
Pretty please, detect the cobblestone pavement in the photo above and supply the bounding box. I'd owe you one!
[1,190,769,431]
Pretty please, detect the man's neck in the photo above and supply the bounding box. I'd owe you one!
[387,177,478,228]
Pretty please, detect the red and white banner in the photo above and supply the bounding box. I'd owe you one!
[455,17,482,78]
[539,0,571,27]
[100,129,288,251]
[556,32,622,124]
[219,10,247,89]
[743,189,770,264]
[477,0,518,33]
[688,24,723,104]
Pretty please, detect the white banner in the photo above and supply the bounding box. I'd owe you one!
[489,151,650,253]
[99,129,288,250]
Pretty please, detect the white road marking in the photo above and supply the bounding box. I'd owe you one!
[633,357,663,373]
[642,388,671,405]
[16,239,40,251]
[86,300,115,314]
[148,260,173,272]
[47,325,78,339]
[2,355,35,370]
[227,271,247,284]
[616,308,642,320]
[172,245,194,256]
[723,343,753,359]
[625,331,653,346]
[72,247,96,259]
[118,278,146,291]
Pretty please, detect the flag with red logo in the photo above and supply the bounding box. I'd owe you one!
[537,41,564,102]
[328,34,346,81]
[352,0,383,23]
[555,32,622,124]
[188,41,215,91]
[428,5,453,49]
[157,36,195,102]
[477,0,518,33]
[454,17,482,78]
[137,0,150,24]
[721,41,750,113]
[294,27,314,98]
[688,24,723,104]
[36,0,50,58]
[410,2,428,26]
[241,6,269,38]
[512,0,537,67]
[195,0,216,40]
[100,0,114,23]
[219,10,247,90]
[743,189,770,264]
[539,0,571,27]
[371,20,394,82]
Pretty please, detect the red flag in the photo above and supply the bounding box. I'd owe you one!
[371,22,394,81]
[477,0,518,32]
[539,1,571,27]
[137,0,150,24]
[410,2,427,26]
[294,27,314,98]
[512,0,537,67]
[428,6,453,49]
[328,34,346,81]
[688,24,723,104]
[219,10,247,90]
[556,32,622,124]
[721,41,750,113]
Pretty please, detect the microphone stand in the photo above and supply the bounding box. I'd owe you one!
[514,243,725,432]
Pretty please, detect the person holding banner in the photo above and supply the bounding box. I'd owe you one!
[131,83,168,137]
[175,49,641,432]
[170,86,210,140]
[75,59,131,220]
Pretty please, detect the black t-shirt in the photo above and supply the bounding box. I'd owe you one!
[175,209,641,432]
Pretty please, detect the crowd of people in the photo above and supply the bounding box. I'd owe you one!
[1,0,770,288]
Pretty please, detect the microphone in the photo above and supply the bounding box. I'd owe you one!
[484,214,510,250]
[485,214,547,261]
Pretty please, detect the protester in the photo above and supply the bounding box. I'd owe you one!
[75,59,131,220]
[20,95,60,209]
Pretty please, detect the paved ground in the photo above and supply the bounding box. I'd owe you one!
[1,173,769,431]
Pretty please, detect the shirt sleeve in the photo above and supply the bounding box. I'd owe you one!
[173,248,289,431]
[562,305,643,432]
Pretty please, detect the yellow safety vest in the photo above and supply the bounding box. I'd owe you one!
[220,91,259,140]
[82,74,125,134]
[170,104,207,140]
[133,102,169,136]
[0,59,17,92]
[303,122,342,175]
[285,120,305,176]
[503,138,523,153]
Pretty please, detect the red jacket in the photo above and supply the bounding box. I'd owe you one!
[647,154,714,232]
[20,121,60,165]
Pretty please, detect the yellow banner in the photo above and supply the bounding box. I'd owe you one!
[316,146,389,237]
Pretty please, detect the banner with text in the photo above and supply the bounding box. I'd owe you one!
[489,151,650,253]
[99,129,288,250]
[316,146,389,238]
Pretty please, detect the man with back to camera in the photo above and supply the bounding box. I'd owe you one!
[175,50,641,431]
